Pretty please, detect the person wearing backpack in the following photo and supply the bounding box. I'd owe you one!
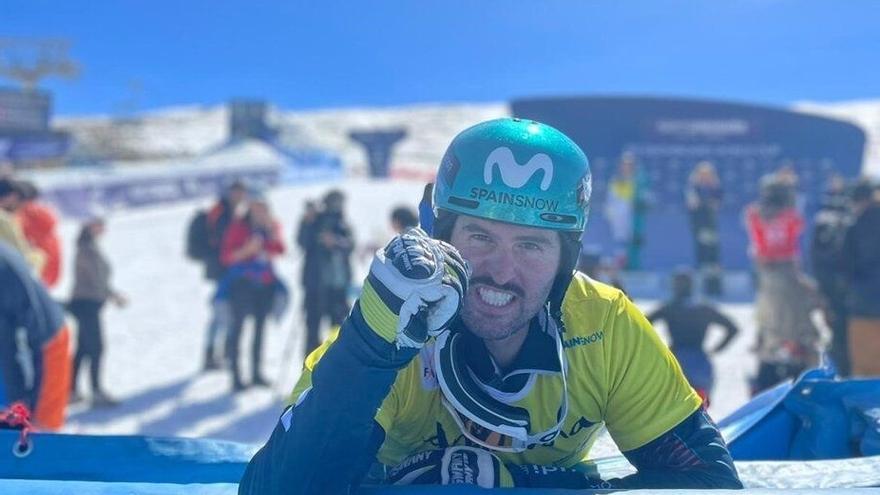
[187,181,248,370]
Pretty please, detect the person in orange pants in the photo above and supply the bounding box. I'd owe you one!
[0,243,70,430]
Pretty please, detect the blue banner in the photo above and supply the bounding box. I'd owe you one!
[0,132,70,161]
[41,167,279,218]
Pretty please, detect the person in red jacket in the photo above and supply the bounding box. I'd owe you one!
[15,181,62,288]
[220,193,286,391]
[744,174,824,395]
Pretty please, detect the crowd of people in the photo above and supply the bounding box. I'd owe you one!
[1,175,126,429]
[744,170,880,392]
[594,152,880,398]
[188,181,289,391]
[188,182,427,393]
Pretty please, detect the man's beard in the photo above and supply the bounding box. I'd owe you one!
[459,275,554,342]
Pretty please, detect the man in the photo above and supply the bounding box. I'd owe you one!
[810,175,851,376]
[0,243,71,430]
[296,190,354,356]
[647,270,739,403]
[841,179,880,377]
[240,119,741,492]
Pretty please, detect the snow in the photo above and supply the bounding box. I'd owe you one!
[57,179,429,444]
[795,99,880,177]
[56,103,509,176]
[25,140,286,191]
[56,106,229,161]
[55,99,880,179]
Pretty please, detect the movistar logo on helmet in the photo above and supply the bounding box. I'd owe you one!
[483,147,553,190]
[467,147,560,214]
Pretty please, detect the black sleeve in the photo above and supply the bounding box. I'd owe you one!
[613,408,742,489]
[707,307,740,353]
[238,308,417,494]
[509,408,742,490]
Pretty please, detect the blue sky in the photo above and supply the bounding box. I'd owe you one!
[5,0,880,116]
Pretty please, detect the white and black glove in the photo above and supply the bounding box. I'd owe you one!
[387,447,612,490]
[386,447,516,488]
[357,227,469,349]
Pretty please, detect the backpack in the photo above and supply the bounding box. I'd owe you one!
[185,210,212,262]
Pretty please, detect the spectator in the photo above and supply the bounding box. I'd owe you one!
[296,199,321,347]
[841,179,880,377]
[220,193,286,391]
[745,175,824,395]
[15,181,62,288]
[686,161,723,296]
[69,217,127,407]
[196,181,248,371]
[647,270,739,403]
[0,178,44,272]
[296,189,354,356]
[604,153,649,270]
[810,174,851,376]
[390,205,419,234]
[0,242,71,430]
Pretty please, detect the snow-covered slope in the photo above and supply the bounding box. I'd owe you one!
[57,103,509,176]
[57,106,229,161]
[274,103,508,177]
[795,99,880,177]
[58,179,430,444]
[56,99,880,178]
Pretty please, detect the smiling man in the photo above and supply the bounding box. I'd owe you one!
[240,119,742,493]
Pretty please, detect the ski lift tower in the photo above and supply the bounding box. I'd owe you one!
[0,38,80,92]
[0,38,78,167]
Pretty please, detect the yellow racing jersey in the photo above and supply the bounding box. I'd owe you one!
[291,271,702,468]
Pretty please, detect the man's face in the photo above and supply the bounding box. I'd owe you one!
[450,215,561,341]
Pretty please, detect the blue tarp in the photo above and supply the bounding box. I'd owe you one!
[720,368,880,461]
[2,369,879,490]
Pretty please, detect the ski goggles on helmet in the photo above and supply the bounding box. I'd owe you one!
[433,309,569,453]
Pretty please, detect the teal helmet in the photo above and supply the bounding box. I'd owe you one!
[426,119,590,453]
[433,118,591,238]
[426,119,593,310]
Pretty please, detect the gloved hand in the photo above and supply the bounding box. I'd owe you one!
[386,446,516,488]
[358,227,469,349]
